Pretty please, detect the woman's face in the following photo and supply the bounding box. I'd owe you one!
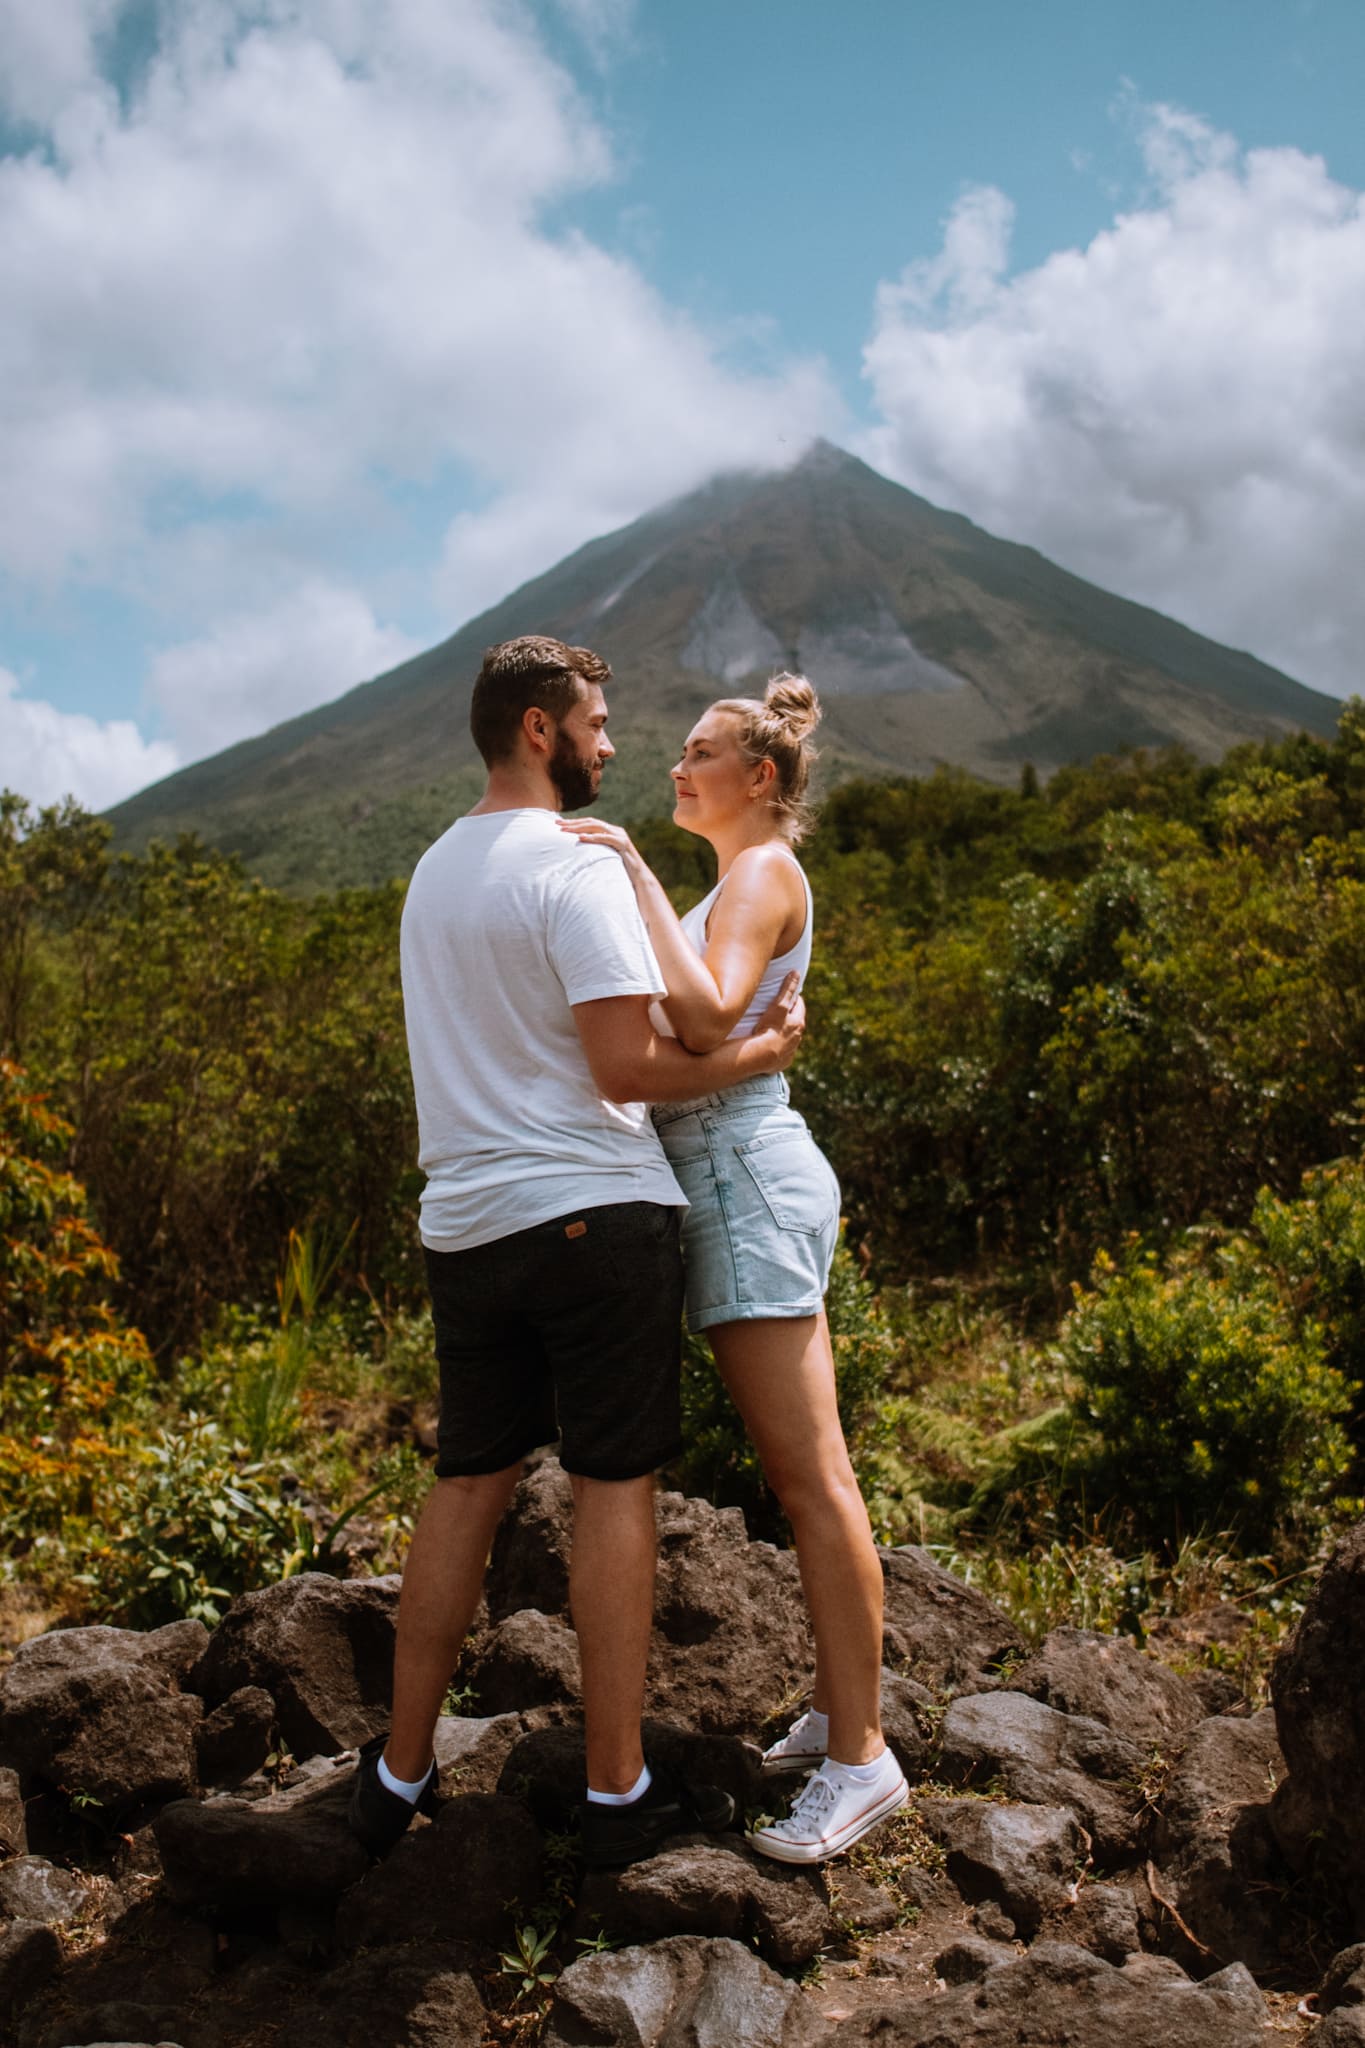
[670,708,763,837]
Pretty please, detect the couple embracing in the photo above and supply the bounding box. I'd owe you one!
[348,634,906,1872]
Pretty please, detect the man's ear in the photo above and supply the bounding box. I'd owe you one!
[522,704,554,758]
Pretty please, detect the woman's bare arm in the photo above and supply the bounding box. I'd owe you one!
[559,824,802,1051]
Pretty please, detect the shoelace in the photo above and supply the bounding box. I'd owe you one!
[773,1769,838,1833]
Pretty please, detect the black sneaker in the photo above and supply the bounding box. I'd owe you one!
[579,1761,735,1870]
[347,1733,439,1856]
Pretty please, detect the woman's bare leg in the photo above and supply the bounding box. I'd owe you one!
[707,1311,884,1765]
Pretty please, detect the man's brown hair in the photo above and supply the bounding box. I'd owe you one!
[469,635,612,767]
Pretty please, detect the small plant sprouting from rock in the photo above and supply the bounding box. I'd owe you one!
[498,1922,559,2004]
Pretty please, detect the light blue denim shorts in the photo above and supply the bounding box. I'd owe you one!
[650,1074,841,1331]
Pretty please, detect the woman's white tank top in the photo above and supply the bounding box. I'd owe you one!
[652,855,813,1042]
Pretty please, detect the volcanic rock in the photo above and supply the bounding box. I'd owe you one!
[465,1609,581,1714]
[0,1621,206,1816]
[938,1690,1144,1860]
[1149,1708,1296,1972]
[879,1547,1022,1694]
[0,1766,27,1858]
[833,1942,1268,2045]
[0,1856,87,1930]
[188,1572,399,1759]
[1012,1627,1204,1750]
[154,1762,369,1913]
[334,1792,541,1951]
[577,1840,833,1970]
[915,1799,1082,1937]
[1272,1520,1365,1929]
[544,1934,828,2048]
[194,1686,275,1789]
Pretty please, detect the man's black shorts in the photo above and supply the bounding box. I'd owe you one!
[424,1200,685,1482]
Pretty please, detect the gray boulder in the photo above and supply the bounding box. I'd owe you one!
[1322,1943,1365,2013]
[577,1839,833,1969]
[0,1856,87,1929]
[1012,1627,1204,1750]
[1149,1708,1297,1973]
[916,1799,1082,1937]
[432,1710,530,1795]
[1272,1520,1365,1928]
[260,1945,486,2048]
[0,1766,27,1858]
[544,1935,829,2048]
[879,1546,1023,1694]
[0,1621,205,1816]
[934,1934,1016,1983]
[189,1572,400,1760]
[1040,1879,1142,1963]
[831,1942,1268,2045]
[29,2009,186,2048]
[878,1668,933,1778]
[334,1792,542,1951]
[938,1690,1144,1860]
[486,1455,574,1619]
[194,1685,275,1789]
[481,1460,815,1736]
[0,1921,62,2027]
[465,1609,581,1713]
[154,1763,369,1913]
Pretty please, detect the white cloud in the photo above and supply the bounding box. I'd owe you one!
[0,0,838,734]
[859,104,1365,698]
[0,0,120,127]
[0,665,178,810]
[146,581,422,757]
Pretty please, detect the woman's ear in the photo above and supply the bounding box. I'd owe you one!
[750,757,777,798]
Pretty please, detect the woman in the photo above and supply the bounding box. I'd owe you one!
[560,673,905,1864]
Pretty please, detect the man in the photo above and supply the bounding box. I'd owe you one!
[349,634,804,1868]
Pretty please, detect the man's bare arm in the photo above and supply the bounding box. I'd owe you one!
[572,976,804,1105]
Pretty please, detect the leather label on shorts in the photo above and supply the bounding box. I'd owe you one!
[565,1219,588,1239]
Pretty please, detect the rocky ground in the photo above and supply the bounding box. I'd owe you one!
[2,1458,1364,2047]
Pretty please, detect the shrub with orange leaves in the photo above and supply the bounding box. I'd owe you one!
[0,1057,152,1544]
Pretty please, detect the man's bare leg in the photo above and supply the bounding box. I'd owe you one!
[569,1472,656,1794]
[385,1463,522,1782]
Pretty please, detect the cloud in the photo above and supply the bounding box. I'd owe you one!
[0,665,179,810]
[859,103,1365,698]
[0,0,120,127]
[146,581,423,758]
[0,0,839,761]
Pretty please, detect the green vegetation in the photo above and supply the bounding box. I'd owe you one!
[6,708,1365,1692]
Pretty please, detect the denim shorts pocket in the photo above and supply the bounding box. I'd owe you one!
[735,1128,838,1237]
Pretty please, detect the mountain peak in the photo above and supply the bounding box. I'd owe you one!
[107,448,1338,889]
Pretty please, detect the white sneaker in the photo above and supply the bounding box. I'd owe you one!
[748,1750,908,1865]
[760,1709,829,1777]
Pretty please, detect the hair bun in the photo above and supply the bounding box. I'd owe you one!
[764,671,821,739]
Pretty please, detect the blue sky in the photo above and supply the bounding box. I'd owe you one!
[2,0,1363,808]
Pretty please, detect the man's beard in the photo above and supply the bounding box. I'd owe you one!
[549,731,601,812]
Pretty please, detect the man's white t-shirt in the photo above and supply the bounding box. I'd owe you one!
[401,807,686,1252]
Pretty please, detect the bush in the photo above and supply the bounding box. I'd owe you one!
[1254,1158,1365,1410]
[72,1416,305,1627]
[0,1059,153,1564]
[1061,1244,1351,1541]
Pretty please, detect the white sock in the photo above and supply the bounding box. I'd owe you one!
[824,1746,894,1788]
[586,1763,653,1807]
[377,1752,435,1804]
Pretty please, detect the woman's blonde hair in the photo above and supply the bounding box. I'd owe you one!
[712,672,822,844]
